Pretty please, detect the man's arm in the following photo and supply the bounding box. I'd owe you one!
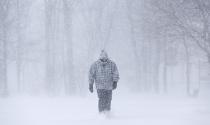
[112,62,119,82]
[89,63,96,93]
[112,62,119,90]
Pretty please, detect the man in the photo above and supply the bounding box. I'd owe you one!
[89,50,119,113]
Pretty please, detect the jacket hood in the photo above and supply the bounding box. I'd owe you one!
[99,50,109,60]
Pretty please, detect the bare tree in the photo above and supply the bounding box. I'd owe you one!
[126,0,164,92]
[126,0,141,89]
[0,0,12,96]
[150,0,210,95]
[62,0,78,95]
[15,0,30,93]
[153,0,210,63]
[45,0,60,95]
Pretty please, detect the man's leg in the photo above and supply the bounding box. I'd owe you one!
[97,89,113,113]
[105,90,112,111]
[97,89,106,113]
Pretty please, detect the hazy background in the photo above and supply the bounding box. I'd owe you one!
[0,0,210,125]
[0,0,209,97]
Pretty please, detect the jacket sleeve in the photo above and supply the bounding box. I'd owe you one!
[89,63,96,85]
[112,62,119,82]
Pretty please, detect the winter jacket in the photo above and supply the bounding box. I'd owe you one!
[89,59,119,90]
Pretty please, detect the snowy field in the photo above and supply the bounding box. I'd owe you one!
[1,92,210,125]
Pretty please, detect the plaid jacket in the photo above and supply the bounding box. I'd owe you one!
[89,59,119,90]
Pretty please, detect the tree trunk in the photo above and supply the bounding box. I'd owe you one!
[153,40,161,93]
[163,40,168,93]
[16,0,23,93]
[126,1,142,91]
[45,0,57,95]
[1,26,8,96]
[62,0,75,95]
[183,39,191,96]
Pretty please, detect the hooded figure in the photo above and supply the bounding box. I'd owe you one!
[89,50,119,113]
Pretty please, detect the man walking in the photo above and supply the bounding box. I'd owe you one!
[89,50,119,113]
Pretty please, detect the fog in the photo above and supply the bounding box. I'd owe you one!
[0,0,210,125]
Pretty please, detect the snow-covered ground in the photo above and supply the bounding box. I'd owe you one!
[0,92,210,125]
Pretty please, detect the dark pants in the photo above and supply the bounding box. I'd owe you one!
[97,89,112,112]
